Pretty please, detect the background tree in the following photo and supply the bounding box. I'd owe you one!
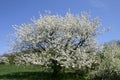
[88,40,120,80]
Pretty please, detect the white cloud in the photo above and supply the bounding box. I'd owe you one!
[89,0,105,8]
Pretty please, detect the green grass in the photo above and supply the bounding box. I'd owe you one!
[0,65,86,80]
[0,65,42,75]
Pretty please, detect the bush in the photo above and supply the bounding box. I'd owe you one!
[88,42,120,80]
[0,57,9,64]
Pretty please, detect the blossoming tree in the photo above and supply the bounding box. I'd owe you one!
[11,12,105,75]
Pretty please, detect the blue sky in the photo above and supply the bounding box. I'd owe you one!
[0,0,120,55]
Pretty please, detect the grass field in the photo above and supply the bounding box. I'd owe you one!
[0,65,86,80]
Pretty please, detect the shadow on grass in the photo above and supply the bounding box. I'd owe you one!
[0,71,85,80]
[0,72,51,80]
